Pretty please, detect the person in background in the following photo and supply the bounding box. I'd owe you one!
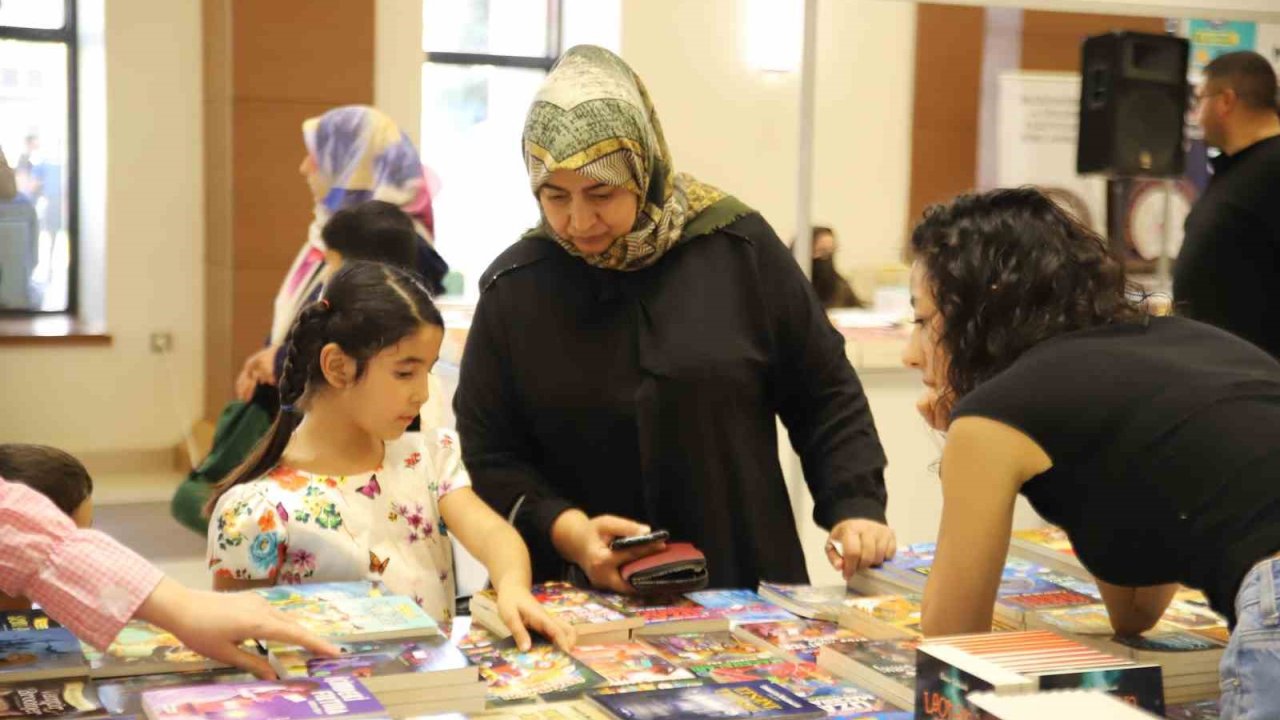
[233,200,418,400]
[810,225,863,309]
[234,106,447,403]
[0,478,337,678]
[456,46,893,594]
[0,147,15,200]
[904,188,1280,720]
[1175,51,1280,358]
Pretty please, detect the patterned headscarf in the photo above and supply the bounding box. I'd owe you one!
[523,46,750,271]
[271,106,435,345]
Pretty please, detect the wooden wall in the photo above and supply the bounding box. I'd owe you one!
[204,0,375,417]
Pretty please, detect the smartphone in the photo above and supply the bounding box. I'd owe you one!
[610,529,670,551]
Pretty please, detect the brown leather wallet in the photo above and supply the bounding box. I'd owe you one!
[620,542,709,595]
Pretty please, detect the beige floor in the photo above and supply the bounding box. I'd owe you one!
[93,472,211,590]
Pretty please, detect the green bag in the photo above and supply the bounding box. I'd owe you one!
[170,384,276,534]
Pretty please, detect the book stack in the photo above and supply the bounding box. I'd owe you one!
[0,679,104,719]
[269,637,485,716]
[1008,527,1083,579]
[967,689,1162,719]
[267,595,440,644]
[96,670,257,717]
[916,630,1165,716]
[586,680,827,720]
[757,583,857,622]
[847,544,1096,629]
[642,632,780,676]
[683,591,795,625]
[595,595,729,637]
[470,583,642,644]
[469,699,617,718]
[81,620,233,679]
[816,639,919,710]
[731,619,867,663]
[705,661,909,718]
[455,623,606,705]
[568,642,698,687]
[140,675,388,720]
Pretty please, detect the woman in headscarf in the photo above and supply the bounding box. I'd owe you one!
[455,46,893,593]
[234,106,447,400]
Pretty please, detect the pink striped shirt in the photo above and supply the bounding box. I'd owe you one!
[0,477,163,649]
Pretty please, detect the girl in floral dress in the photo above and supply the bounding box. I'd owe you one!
[205,262,572,651]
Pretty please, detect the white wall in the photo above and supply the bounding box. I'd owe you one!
[375,0,425,148]
[0,0,204,456]
[620,0,916,273]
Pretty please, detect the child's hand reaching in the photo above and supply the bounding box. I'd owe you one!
[494,580,576,652]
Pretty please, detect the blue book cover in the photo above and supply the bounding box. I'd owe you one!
[685,591,795,622]
[589,680,825,719]
[0,628,87,682]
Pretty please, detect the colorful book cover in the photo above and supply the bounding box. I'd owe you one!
[83,620,226,677]
[1112,632,1223,653]
[736,620,865,663]
[599,595,724,626]
[253,582,386,608]
[0,680,102,718]
[97,670,257,715]
[1030,604,1129,635]
[0,611,59,633]
[1034,664,1164,715]
[643,632,778,675]
[141,676,385,720]
[588,680,825,720]
[589,679,709,696]
[273,637,472,681]
[0,628,87,682]
[477,584,636,630]
[460,638,605,704]
[275,595,439,641]
[823,640,917,688]
[1036,571,1102,599]
[684,590,795,623]
[1011,527,1076,558]
[1160,601,1228,633]
[840,596,923,636]
[707,662,903,717]
[914,650,1006,720]
[756,584,854,621]
[570,642,696,686]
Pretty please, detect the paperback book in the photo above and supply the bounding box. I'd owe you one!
[0,680,103,718]
[685,591,795,624]
[471,584,641,644]
[587,680,826,720]
[269,637,477,691]
[83,620,230,678]
[756,584,856,622]
[141,676,386,720]
[732,619,867,663]
[460,638,605,705]
[815,640,918,710]
[0,628,88,683]
[706,661,905,717]
[643,632,780,675]
[569,642,697,686]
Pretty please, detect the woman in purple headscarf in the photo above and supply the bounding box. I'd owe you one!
[234,106,447,400]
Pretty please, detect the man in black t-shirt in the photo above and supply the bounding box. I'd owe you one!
[1174,51,1280,358]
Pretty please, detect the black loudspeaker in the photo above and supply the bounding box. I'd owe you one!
[1077,31,1190,177]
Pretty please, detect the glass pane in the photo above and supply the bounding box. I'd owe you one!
[0,0,64,30]
[421,62,544,298]
[0,40,70,311]
[423,0,549,57]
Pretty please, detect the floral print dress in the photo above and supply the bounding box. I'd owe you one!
[206,429,468,622]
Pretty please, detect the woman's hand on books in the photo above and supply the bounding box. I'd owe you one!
[827,518,897,579]
[551,511,666,594]
[493,579,577,652]
[134,578,340,678]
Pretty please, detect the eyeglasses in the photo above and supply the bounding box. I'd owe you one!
[1191,90,1224,106]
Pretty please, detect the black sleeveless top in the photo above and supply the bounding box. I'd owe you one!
[953,316,1280,626]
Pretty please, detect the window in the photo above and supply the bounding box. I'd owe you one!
[0,0,76,313]
[422,0,619,298]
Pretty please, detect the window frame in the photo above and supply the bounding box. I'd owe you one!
[0,0,79,316]
[423,0,563,72]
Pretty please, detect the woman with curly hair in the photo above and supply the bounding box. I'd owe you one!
[904,187,1280,718]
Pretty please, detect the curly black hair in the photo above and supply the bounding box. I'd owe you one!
[909,187,1145,401]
